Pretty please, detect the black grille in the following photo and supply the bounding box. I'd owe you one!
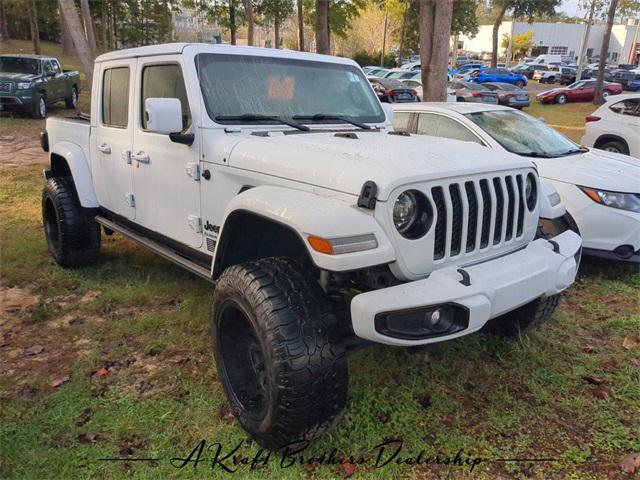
[479,179,491,248]
[0,82,11,93]
[432,187,446,260]
[505,176,515,241]
[449,184,463,256]
[465,181,477,252]
[492,177,504,245]
[516,175,525,236]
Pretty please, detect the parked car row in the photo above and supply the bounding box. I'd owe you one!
[536,79,623,104]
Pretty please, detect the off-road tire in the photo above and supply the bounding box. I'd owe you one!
[32,93,46,119]
[65,86,78,109]
[42,177,101,267]
[211,257,348,450]
[484,226,562,337]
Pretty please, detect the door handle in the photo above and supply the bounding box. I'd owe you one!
[97,143,111,154]
[131,151,150,164]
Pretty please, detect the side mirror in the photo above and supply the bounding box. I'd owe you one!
[145,97,183,134]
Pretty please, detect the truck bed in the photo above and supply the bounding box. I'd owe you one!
[46,115,91,162]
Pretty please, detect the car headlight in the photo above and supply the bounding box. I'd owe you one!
[580,187,640,213]
[393,190,432,239]
[525,173,538,211]
[16,82,32,90]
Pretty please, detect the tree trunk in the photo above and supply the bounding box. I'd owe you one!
[594,0,618,105]
[274,17,280,49]
[229,0,236,45]
[60,7,76,55]
[419,0,454,101]
[491,3,508,68]
[297,0,304,51]
[242,0,253,46]
[58,0,95,86]
[315,0,329,54]
[28,0,40,54]
[111,0,117,49]
[80,0,97,56]
[0,0,11,43]
[397,1,409,66]
[100,0,108,51]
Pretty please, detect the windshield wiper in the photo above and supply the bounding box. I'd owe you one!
[559,147,589,156]
[292,114,372,130]
[517,151,556,158]
[214,114,309,131]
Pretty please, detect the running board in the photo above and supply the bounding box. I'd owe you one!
[95,216,214,283]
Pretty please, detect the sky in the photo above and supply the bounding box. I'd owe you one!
[559,0,583,17]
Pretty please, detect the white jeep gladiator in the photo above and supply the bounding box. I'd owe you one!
[41,43,581,449]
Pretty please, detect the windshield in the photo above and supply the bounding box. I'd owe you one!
[196,53,384,125]
[465,109,578,156]
[0,56,40,74]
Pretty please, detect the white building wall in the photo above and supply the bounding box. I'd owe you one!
[460,21,638,63]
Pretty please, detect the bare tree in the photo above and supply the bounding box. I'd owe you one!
[58,0,95,86]
[419,0,454,101]
[80,0,98,57]
[242,0,254,46]
[315,0,329,54]
[27,0,40,54]
[0,0,11,43]
[594,0,618,104]
[229,0,237,45]
[297,0,304,51]
[60,7,76,55]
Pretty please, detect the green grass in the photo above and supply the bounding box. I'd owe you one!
[1,42,639,479]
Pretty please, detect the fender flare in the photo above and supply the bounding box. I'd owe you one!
[538,178,566,220]
[213,185,396,274]
[50,141,98,208]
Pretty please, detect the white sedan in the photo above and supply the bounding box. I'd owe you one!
[581,93,640,159]
[391,103,640,262]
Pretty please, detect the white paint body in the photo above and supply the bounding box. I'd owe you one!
[45,43,581,346]
[391,102,640,260]
[581,93,640,160]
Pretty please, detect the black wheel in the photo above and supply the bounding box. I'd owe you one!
[548,76,556,83]
[211,258,348,450]
[65,86,78,109]
[483,226,562,337]
[555,93,567,105]
[515,80,525,88]
[599,139,629,155]
[32,93,46,119]
[42,177,101,267]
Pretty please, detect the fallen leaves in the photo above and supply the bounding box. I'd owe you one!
[340,462,357,478]
[581,375,605,385]
[77,432,99,444]
[51,375,70,388]
[622,335,640,351]
[590,385,612,400]
[621,453,640,474]
[24,345,44,356]
[582,344,595,354]
[93,367,109,378]
[135,380,153,394]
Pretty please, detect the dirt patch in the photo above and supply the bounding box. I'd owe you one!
[0,285,95,396]
[0,134,47,166]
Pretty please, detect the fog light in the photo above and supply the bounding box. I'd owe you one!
[374,304,468,340]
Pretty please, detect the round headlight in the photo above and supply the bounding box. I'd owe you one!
[525,173,537,211]
[393,190,432,239]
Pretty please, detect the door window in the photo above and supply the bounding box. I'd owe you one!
[43,61,55,76]
[51,60,62,74]
[102,67,130,128]
[417,113,482,144]
[392,112,411,132]
[141,64,191,131]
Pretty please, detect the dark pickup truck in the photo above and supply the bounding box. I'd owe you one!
[0,54,80,118]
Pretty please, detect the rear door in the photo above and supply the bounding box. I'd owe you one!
[92,61,136,219]
[130,57,202,248]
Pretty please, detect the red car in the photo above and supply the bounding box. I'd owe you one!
[536,79,623,104]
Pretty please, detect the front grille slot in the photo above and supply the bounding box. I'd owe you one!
[432,187,446,260]
[0,82,12,94]
[429,172,531,262]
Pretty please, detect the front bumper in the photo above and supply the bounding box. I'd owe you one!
[350,230,581,346]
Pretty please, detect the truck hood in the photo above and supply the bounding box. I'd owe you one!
[0,73,41,82]
[228,130,534,200]
[536,148,640,193]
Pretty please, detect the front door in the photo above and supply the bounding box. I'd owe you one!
[92,61,136,219]
[131,57,202,248]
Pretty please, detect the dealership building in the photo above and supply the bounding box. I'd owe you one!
[459,19,640,64]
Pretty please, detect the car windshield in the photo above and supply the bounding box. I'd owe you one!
[196,53,384,125]
[464,109,579,157]
[0,56,40,74]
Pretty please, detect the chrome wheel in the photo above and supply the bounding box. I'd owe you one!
[39,97,46,117]
[71,89,77,108]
